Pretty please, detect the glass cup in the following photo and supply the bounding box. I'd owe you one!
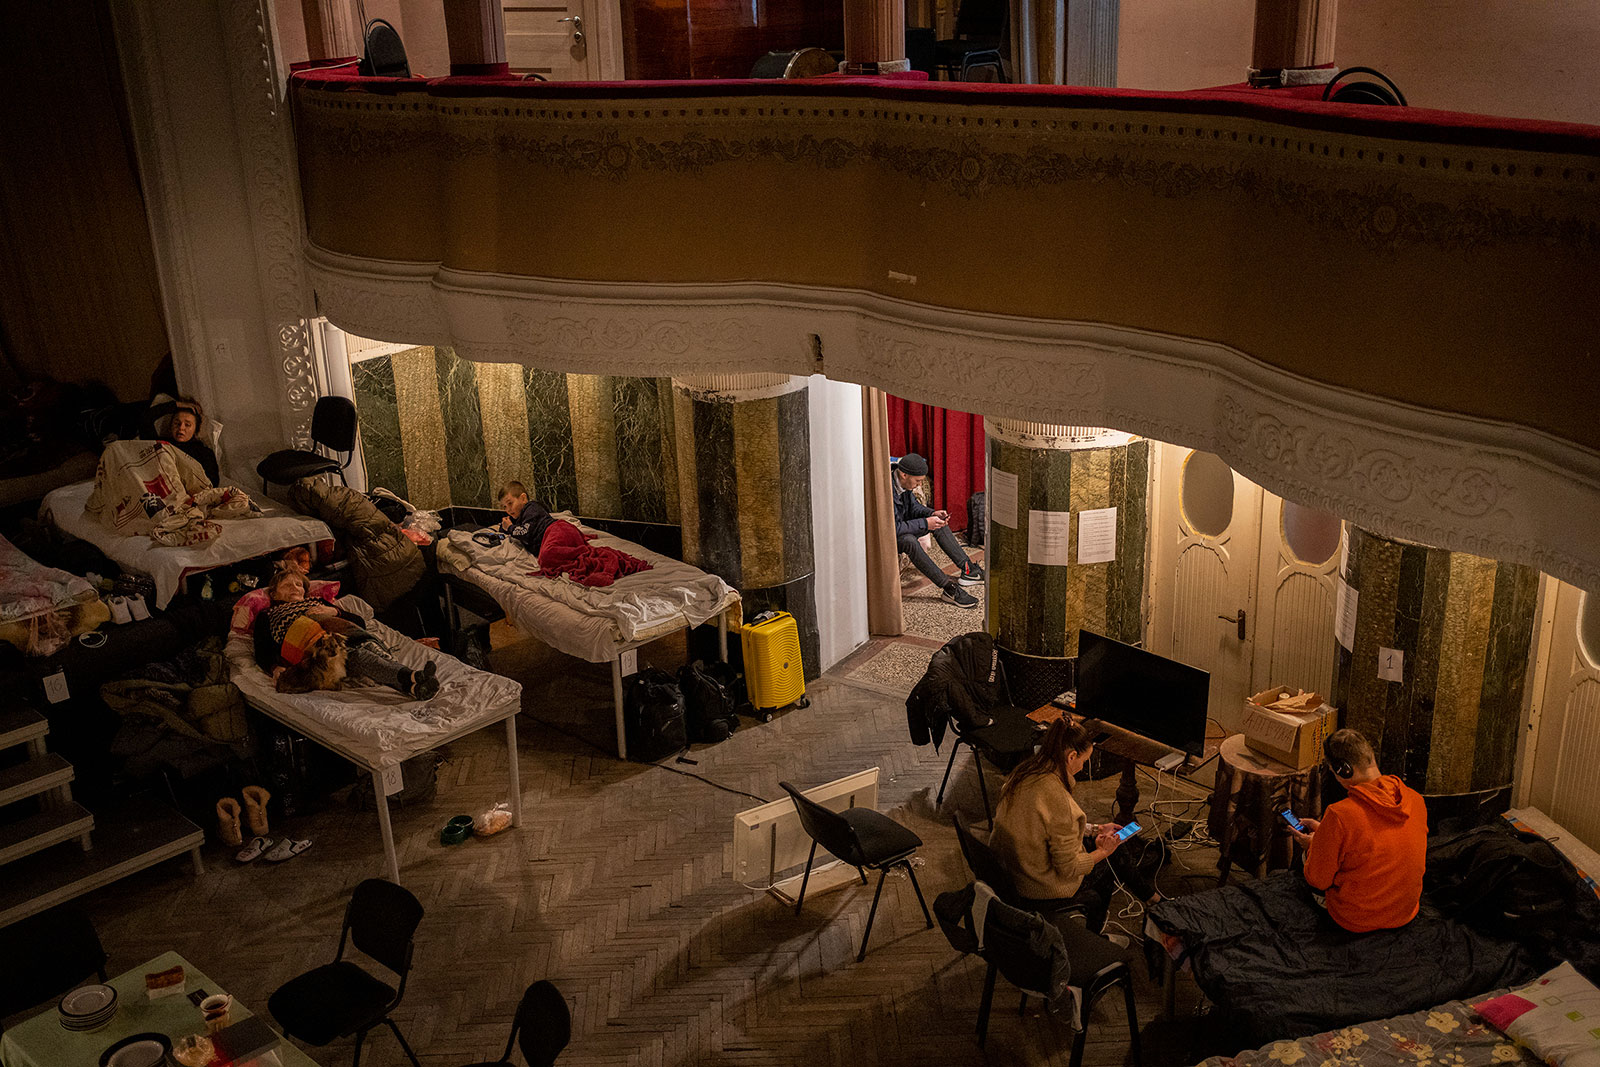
[173,1033,214,1067]
[199,992,233,1034]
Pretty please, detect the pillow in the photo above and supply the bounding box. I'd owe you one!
[1476,962,1600,1067]
[230,581,339,638]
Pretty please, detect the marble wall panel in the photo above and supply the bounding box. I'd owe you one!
[435,348,492,507]
[567,374,622,518]
[523,367,580,512]
[391,345,452,509]
[614,375,668,523]
[350,355,407,499]
[476,361,535,500]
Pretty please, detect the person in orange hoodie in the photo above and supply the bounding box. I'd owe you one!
[1288,728,1428,932]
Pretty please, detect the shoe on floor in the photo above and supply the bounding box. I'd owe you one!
[957,562,986,587]
[942,584,980,609]
[1102,931,1131,948]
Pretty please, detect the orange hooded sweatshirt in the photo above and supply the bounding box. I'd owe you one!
[1304,775,1428,932]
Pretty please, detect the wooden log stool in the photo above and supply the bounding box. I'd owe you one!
[1209,734,1324,883]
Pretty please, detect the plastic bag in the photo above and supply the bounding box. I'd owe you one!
[403,509,442,535]
[474,801,513,837]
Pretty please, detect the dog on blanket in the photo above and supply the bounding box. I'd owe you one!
[275,631,348,693]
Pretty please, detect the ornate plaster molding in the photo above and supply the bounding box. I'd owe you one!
[304,243,1600,591]
[672,373,806,403]
[985,420,1134,450]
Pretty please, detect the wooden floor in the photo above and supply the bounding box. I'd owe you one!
[34,632,1222,1067]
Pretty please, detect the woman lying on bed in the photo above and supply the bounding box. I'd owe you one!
[253,566,438,699]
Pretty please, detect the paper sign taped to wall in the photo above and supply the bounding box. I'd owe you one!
[1339,532,1350,579]
[1378,647,1404,682]
[1334,578,1359,652]
[1076,507,1117,564]
[621,649,639,677]
[1027,510,1072,566]
[989,469,1018,529]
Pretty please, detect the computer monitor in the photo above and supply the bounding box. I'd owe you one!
[1075,629,1209,756]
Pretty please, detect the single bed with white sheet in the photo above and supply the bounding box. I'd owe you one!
[436,515,740,758]
[42,480,332,608]
[226,595,524,883]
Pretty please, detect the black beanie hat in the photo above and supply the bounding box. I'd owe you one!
[896,453,929,477]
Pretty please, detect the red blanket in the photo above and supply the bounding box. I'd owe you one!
[534,520,652,588]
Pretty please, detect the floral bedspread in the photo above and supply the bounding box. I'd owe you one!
[1196,995,1538,1067]
[0,533,96,624]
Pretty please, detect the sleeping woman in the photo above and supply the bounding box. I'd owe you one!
[253,567,438,699]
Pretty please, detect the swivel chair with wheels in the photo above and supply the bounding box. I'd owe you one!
[779,780,934,962]
[257,395,358,493]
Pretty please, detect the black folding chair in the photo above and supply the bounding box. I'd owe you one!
[269,878,424,1067]
[258,395,358,492]
[779,781,933,961]
[458,980,571,1066]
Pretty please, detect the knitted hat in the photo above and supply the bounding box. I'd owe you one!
[896,453,929,477]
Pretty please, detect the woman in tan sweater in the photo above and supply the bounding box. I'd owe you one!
[989,719,1158,932]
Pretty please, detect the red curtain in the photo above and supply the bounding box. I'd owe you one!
[885,396,986,533]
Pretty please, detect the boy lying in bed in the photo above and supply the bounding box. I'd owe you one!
[253,565,438,699]
[497,480,651,587]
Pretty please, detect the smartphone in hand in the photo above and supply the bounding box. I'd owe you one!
[1280,808,1307,833]
[1114,821,1142,842]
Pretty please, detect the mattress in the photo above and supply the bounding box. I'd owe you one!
[42,480,332,609]
[438,517,739,663]
[226,596,522,767]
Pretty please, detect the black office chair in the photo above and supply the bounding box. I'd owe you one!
[914,632,1040,823]
[458,980,570,1066]
[936,881,1140,1061]
[257,395,358,493]
[0,907,107,1038]
[934,0,1009,82]
[778,781,934,962]
[269,878,424,1067]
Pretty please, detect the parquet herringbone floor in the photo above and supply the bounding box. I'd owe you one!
[41,627,1218,1067]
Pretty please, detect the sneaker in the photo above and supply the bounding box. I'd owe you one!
[957,562,986,587]
[108,596,133,625]
[128,595,151,621]
[410,660,439,700]
[941,584,980,610]
[1102,931,1131,948]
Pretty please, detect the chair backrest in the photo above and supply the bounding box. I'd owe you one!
[509,980,572,1067]
[311,396,358,455]
[0,907,106,1023]
[979,894,1069,999]
[952,813,1024,904]
[935,632,1014,723]
[342,878,424,979]
[359,18,411,78]
[954,0,1006,40]
[778,782,862,866]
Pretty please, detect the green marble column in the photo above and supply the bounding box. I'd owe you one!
[984,420,1150,707]
[671,374,820,680]
[1331,527,1538,804]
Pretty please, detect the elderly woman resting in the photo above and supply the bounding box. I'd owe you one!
[252,566,437,698]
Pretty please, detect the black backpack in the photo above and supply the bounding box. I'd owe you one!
[623,668,688,762]
[967,491,986,547]
[678,661,739,743]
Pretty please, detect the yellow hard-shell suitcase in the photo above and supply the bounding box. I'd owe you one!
[739,611,807,717]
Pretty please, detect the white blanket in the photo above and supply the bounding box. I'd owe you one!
[42,480,332,609]
[440,517,739,662]
[226,596,522,766]
[0,533,97,624]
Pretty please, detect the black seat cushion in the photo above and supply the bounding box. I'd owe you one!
[1052,914,1131,987]
[967,705,1043,765]
[258,448,340,485]
[269,961,396,1045]
[841,807,922,865]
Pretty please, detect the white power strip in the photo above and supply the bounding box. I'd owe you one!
[1153,751,1185,773]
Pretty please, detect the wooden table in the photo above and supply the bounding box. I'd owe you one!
[1209,733,1324,883]
[0,950,321,1067]
[1030,705,1222,824]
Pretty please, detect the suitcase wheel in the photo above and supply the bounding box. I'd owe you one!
[797,696,811,710]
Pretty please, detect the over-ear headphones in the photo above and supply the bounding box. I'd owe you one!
[1324,734,1353,779]
[1322,67,1408,107]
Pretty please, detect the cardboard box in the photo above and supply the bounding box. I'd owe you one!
[1242,687,1339,769]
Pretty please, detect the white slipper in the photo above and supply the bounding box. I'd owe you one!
[235,835,273,863]
[265,838,312,863]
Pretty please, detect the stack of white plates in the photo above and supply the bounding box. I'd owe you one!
[58,984,119,1031]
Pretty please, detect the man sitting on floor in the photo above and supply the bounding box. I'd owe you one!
[892,453,983,609]
[1289,727,1428,932]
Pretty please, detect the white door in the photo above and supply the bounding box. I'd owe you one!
[1149,448,1262,732]
[1527,582,1600,851]
[1250,494,1342,696]
[503,0,623,79]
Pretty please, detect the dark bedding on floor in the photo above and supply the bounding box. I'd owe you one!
[1148,818,1600,1046]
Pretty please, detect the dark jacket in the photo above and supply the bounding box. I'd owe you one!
[288,478,424,611]
[171,438,219,487]
[892,479,934,538]
[907,631,1013,750]
[506,500,556,554]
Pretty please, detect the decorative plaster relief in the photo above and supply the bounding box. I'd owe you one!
[304,244,1600,593]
